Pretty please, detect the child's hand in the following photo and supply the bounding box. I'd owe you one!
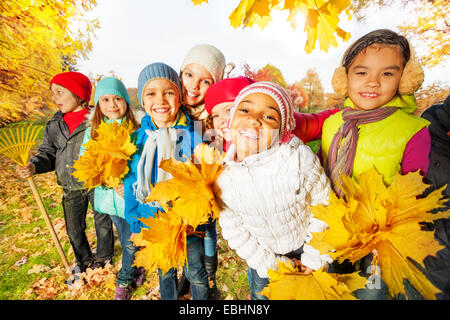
[186,225,206,238]
[16,162,35,179]
[114,184,124,198]
[292,258,314,274]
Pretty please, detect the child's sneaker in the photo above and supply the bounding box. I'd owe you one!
[114,284,131,300]
[133,267,146,288]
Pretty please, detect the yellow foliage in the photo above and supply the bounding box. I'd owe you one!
[260,261,366,300]
[133,212,188,274]
[72,121,137,189]
[310,167,450,299]
[196,0,351,53]
[0,0,98,125]
[133,144,224,273]
[146,143,224,228]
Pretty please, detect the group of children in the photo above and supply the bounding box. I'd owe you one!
[15,29,449,300]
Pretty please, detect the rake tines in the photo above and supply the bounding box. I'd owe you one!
[0,123,71,276]
[0,124,43,166]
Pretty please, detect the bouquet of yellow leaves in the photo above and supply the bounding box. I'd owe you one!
[72,120,137,189]
[260,261,366,300]
[132,143,224,273]
[309,167,450,300]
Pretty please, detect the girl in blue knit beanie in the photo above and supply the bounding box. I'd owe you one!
[79,76,143,300]
[123,62,208,300]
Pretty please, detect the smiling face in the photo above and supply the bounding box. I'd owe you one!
[229,92,281,162]
[98,94,128,120]
[211,101,233,139]
[141,79,181,128]
[347,45,404,111]
[181,63,214,107]
[51,83,84,113]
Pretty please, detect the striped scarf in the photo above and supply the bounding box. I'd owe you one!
[326,107,397,197]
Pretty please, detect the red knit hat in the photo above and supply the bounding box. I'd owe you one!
[204,76,255,114]
[49,71,92,103]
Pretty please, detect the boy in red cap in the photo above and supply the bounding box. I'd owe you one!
[16,71,114,274]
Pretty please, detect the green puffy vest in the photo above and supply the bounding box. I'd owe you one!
[321,95,429,186]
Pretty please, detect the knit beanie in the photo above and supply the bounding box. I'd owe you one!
[50,71,92,103]
[94,77,131,106]
[204,76,255,114]
[227,81,295,143]
[137,62,182,106]
[181,44,234,83]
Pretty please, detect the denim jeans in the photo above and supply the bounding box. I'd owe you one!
[158,238,209,300]
[110,215,138,286]
[204,220,217,258]
[248,246,304,300]
[354,253,388,300]
[248,267,270,300]
[62,188,114,266]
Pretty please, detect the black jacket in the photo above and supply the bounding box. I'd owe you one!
[421,95,450,299]
[30,111,87,190]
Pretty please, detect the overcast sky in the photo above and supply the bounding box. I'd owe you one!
[76,0,449,93]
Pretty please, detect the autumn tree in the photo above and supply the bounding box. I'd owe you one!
[414,82,450,116]
[287,83,309,110]
[0,0,98,125]
[399,0,449,68]
[243,63,288,87]
[298,69,325,110]
[324,93,345,109]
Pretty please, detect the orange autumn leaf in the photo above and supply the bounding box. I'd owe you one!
[133,211,188,274]
[72,120,137,189]
[310,167,450,299]
[199,0,352,53]
[260,261,366,300]
[145,143,224,228]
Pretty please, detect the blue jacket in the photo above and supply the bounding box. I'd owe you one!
[124,109,204,243]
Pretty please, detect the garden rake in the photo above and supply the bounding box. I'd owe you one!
[0,124,71,275]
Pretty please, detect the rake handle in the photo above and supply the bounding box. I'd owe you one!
[27,177,71,274]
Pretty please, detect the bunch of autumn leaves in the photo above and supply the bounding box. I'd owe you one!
[73,121,449,300]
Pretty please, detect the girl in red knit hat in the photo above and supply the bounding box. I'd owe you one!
[16,71,114,275]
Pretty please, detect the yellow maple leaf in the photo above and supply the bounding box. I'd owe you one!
[310,167,450,299]
[146,143,224,228]
[133,211,188,274]
[191,0,208,5]
[225,0,351,53]
[72,120,137,189]
[260,261,366,299]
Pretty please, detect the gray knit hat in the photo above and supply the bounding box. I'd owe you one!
[137,62,182,106]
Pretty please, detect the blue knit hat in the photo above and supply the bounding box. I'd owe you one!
[137,62,182,106]
[94,77,131,106]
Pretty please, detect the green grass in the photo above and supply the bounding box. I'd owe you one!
[0,114,249,300]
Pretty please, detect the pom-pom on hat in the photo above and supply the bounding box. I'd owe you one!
[137,62,182,106]
[181,44,232,83]
[227,81,295,143]
[94,77,131,106]
[204,76,255,114]
[50,71,92,103]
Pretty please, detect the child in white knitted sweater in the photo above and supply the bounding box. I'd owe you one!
[215,81,332,300]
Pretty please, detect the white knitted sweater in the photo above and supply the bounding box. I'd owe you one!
[216,135,332,278]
